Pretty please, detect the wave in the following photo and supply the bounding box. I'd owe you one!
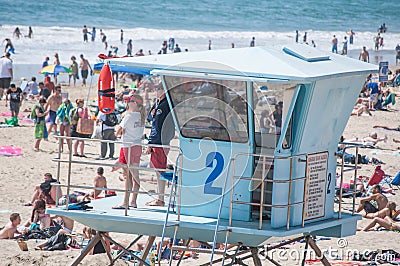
[1,25,398,66]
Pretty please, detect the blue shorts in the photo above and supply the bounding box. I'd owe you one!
[48,110,57,125]
[10,101,20,114]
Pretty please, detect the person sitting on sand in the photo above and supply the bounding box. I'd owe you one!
[373,124,400,132]
[0,213,23,239]
[351,103,372,116]
[25,173,62,206]
[362,216,400,231]
[356,184,388,216]
[24,199,51,230]
[363,201,400,219]
[82,226,110,255]
[90,167,108,199]
[58,167,110,205]
[346,132,387,146]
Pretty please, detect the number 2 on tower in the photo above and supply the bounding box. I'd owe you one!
[204,152,224,195]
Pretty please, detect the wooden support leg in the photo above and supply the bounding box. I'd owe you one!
[138,236,156,266]
[70,233,102,266]
[99,233,113,265]
[307,236,331,266]
[250,247,262,266]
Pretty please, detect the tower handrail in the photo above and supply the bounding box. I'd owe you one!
[229,152,315,231]
[52,135,182,215]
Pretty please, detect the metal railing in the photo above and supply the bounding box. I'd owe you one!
[52,135,183,218]
[335,142,365,218]
[228,152,309,231]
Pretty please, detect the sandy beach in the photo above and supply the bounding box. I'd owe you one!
[0,74,400,266]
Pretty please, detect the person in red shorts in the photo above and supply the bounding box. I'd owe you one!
[145,87,175,207]
[112,94,146,209]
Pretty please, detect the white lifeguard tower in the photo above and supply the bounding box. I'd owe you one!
[48,44,377,266]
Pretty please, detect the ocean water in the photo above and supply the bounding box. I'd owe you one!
[0,0,399,81]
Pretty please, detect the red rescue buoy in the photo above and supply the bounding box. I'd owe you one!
[98,63,115,114]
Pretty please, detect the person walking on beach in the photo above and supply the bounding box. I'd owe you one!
[69,56,79,86]
[45,85,63,136]
[359,46,369,62]
[112,95,145,209]
[79,54,92,86]
[127,39,133,56]
[145,87,175,207]
[53,53,60,85]
[342,36,348,55]
[32,97,49,151]
[0,52,13,100]
[348,29,355,44]
[120,29,124,44]
[303,32,307,43]
[295,30,299,43]
[5,84,23,125]
[82,25,88,43]
[56,98,73,151]
[331,35,338,53]
[250,37,255,47]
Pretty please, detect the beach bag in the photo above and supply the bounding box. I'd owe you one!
[77,107,94,135]
[91,124,102,139]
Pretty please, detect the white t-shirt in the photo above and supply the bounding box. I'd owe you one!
[0,57,12,78]
[120,112,144,147]
[27,81,39,95]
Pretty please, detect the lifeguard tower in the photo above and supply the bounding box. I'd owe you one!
[48,44,377,265]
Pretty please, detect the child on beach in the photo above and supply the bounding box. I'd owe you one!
[0,213,23,239]
[5,84,23,126]
[32,97,49,151]
[56,98,73,152]
[24,199,51,230]
[112,94,145,209]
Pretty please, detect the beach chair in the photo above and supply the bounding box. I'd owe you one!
[366,165,385,188]
[383,171,400,190]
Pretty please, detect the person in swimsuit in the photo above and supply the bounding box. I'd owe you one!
[359,46,369,62]
[0,213,23,239]
[356,185,388,216]
[364,201,399,219]
[24,199,51,230]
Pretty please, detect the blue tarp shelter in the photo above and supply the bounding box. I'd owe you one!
[94,62,150,75]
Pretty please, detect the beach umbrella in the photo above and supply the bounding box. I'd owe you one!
[40,64,72,75]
